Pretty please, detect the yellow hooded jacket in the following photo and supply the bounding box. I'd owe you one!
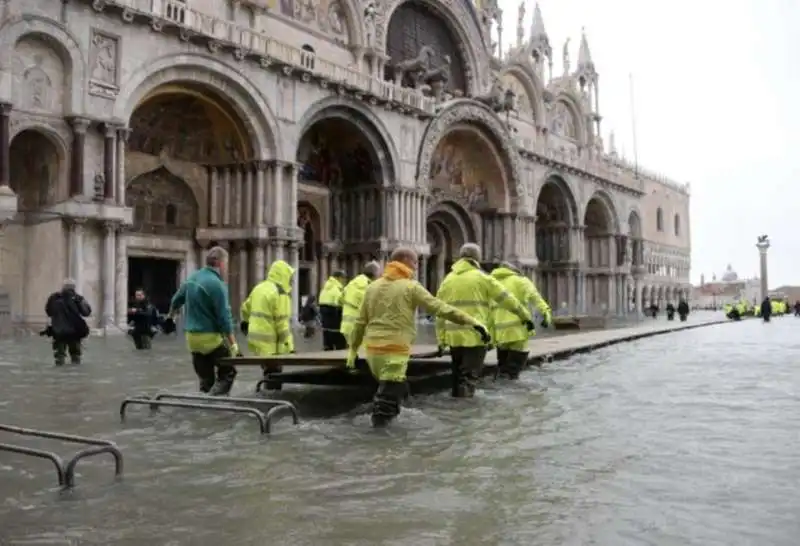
[435,258,531,348]
[241,260,295,356]
[489,266,551,344]
[319,277,344,307]
[348,261,482,356]
[340,274,372,340]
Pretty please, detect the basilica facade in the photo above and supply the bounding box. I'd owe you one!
[0,0,691,328]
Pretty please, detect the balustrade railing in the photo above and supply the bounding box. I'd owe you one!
[108,0,435,114]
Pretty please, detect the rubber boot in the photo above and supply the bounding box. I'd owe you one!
[209,367,237,396]
[502,350,528,380]
[199,377,215,394]
[496,348,510,378]
[371,381,405,428]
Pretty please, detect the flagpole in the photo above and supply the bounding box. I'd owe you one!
[629,72,639,178]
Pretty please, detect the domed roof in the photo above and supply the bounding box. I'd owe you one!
[721,264,738,282]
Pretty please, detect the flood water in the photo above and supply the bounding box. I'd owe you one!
[1,315,799,545]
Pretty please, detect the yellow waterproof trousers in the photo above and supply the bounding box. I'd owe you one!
[497,340,528,351]
[366,353,409,382]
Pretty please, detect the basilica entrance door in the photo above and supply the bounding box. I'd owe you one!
[128,257,179,314]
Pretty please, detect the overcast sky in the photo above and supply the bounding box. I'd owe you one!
[498,0,798,287]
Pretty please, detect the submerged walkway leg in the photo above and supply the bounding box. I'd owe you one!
[0,442,66,487]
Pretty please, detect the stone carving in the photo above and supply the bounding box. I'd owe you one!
[13,37,65,113]
[392,45,435,88]
[550,101,575,138]
[500,73,532,118]
[281,0,349,41]
[364,0,379,46]
[89,29,119,98]
[378,0,486,90]
[473,76,506,113]
[417,101,526,212]
[562,37,571,74]
[23,67,51,111]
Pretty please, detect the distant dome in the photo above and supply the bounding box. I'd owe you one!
[722,264,738,282]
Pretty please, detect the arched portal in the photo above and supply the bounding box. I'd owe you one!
[296,201,322,300]
[10,130,63,211]
[295,106,395,282]
[628,210,644,269]
[535,176,578,312]
[126,82,257,312]
[4,129,67,322]
[385,1,468,94]
[583,193,617,314]
[425,201,475,291]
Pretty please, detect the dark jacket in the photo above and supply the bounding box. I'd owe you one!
[677,300,689,315]
[45,289,91,340]
[761,297,772,317]
[300,296,318,323]
[128,299,159,335]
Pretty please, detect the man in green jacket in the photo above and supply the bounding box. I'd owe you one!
[167,246,241,396]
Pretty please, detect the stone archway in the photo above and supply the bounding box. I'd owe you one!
[125,81,258,313]
[628,210,644,268]
[425,200,476,291]
[2,129,68,323]
[535,176,578,311]
[297,201,322,298]
[295,105,395,282]
[583,192,618,314]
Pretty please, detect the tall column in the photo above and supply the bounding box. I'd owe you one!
[288,163,298,228]
[252,241,266,281]
[102,222,117,329]
[102,123,116,200]
[273,162,285,226]
[237,243,249,306]
[208,167,219,226]
[289,241,300,323]
[263,162,274,225]
[0,103,11,189]
[757,238,770,299]
[254,162,265,226]
[222,167,231,225]
[115,227,128,326]
[234,166,243,226]
[68,218,85,292]
[244,164,254,226]
[634,278,643,316]
[69,118,89,197]
[116,127,129,206]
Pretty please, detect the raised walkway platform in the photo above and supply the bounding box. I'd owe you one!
[223,317,730,392]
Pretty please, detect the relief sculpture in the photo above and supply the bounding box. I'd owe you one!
[281,0,349,41]
[23,67,51,111]
[89,30,119,98]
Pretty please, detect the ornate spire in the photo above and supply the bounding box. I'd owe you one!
[577,27,593,70]
[516,1,526,47]
[530,2,546,40]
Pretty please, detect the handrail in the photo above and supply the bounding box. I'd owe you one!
[0,423,114,447]
[120,398,269,434]
[151,392,294,410]
[263,405,299,433]
[0,442,66,487]
[64,444,124,489]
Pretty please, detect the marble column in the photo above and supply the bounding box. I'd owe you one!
[289,242,300,323]
[115,229,128,326]
[116,127,129,206]
[222,167,231,225]
[635,279,643,315]
[0,102,10,188]
[208,167,219,226]
[273,162,285,226]
[102,123,116,200]
[238,243,249,305]
[69,118,89,197]
[288,162,298,227]
[68,218,85,292]
[234,166,243,226]
[255,162,266,226]
[253,241,266,282]
[244,164,254,226]
[102,222,116,329]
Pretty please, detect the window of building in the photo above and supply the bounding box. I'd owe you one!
[301,44,315,71]
[674,213,680,236]
[656,208,664,232]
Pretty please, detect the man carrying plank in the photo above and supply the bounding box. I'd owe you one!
[166,246,241,396]
[346,246,490,428]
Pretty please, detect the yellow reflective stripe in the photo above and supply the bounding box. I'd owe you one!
[251,311,270,319]
[448,300,490,307]
[248,332,278,342]
[443,324,477,331]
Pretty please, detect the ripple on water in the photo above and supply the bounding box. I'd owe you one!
[2,316,800,545]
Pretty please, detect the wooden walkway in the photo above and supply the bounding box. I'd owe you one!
[224,317,731,391]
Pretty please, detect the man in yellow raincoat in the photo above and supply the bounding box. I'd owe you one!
[340,261,381,346]
[436,243,534,397]
[240,260,295,380]
[490,261,552,379]
[319,271,346,350]
[346,247,490,428]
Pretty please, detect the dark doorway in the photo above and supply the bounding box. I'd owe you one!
[128,257,180,314]
[298,267,311,313]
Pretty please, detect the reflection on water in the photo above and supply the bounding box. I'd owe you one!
[1,317,800,545]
